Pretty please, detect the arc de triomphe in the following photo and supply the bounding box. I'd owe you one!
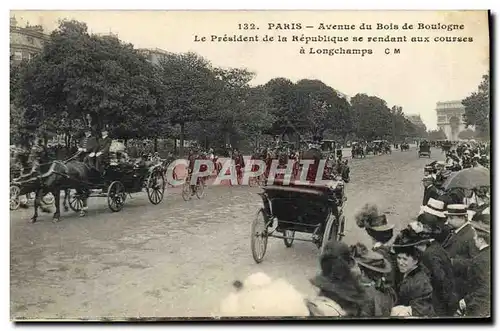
[436,100,468,141]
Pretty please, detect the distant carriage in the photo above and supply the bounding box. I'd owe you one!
[418,141,431,158]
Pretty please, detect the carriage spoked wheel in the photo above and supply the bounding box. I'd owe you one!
[69,193,84,212]
[10,185,21,211]
[251,208,270,263]
[146,169,166,205]
[107,181,126,212]
[320,213,340,254]
[283,229,295,248]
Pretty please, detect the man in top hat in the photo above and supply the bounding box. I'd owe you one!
[78,128,98,164]
[442,204,479,299]
[93,128,112,173]
[422,175,439,206]
[457,218,490,317]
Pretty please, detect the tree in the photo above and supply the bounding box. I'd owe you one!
[158,52,220,155]
[15,19,162,149]
[351,94,393,141]
[428,129,447,141]
[462,73,490,137]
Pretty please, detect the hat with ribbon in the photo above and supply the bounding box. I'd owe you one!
[351,243,392,274]
[445,204,468,216]
[421,198,446,219]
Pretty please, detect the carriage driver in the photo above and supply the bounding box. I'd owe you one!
[78,128,98,164]
[91,129,112,173]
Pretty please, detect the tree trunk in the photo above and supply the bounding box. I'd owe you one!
[179,122,185,157]
[154,138,158,153]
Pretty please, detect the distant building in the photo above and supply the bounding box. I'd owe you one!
[10,16,49,64]
[406,114,425,127]
[138,48,171,65]
[436,100,471,141]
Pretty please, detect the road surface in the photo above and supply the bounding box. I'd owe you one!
[10,146,444,319]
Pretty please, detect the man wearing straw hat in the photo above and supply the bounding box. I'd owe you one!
[455,217,490,317]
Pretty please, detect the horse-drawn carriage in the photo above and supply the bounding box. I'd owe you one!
[400,142,410,151]
[10,146,54,211]
[418,141,431,158]
[67,160,166,213]
[251,179,346,263]
[351,142,365,158]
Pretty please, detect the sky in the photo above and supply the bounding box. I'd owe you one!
[11,10,490,130]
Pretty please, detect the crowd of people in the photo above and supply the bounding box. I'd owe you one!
[217,141,490,318]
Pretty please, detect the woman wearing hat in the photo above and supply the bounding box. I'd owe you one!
[456,218,490,317]
[351,243,397,316]
[391,228,435,317]
[308,240,375,317]
[355,204,397,286]
[410,205,458,316]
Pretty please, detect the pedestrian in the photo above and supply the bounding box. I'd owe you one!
[308,240,375,317]
[391,228,435,317]
[456,217,490,317]
[355,203,397,287]
[410,204,458,316]
[442,204,478,299]
[422,175,439,206]
[351,243,397,316]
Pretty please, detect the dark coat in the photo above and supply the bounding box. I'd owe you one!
[442,224,478,298]
[423,185,440,206]
[310,274,376,317]
[96,136,112,154]
[464,246,490,317]
[363,281,397,317]
[395,265,435,317]
[79,136,98,153]
[422,241,457,316]
[373,244,397,288]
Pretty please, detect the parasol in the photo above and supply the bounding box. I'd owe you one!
[442,167,490,190]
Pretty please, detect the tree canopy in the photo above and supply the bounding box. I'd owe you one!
[462,73,490,137]
[12,18,429,153]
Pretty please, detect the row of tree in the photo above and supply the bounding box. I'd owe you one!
[11,19,429,155]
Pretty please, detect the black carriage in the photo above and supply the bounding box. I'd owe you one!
[418,141,431,158]
[10,159,54,211]
[251,180,346,263]
[68,161,166,213]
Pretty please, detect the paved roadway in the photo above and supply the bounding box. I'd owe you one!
[10,146,444,319]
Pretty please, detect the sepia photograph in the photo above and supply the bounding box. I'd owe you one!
[9,9,491,321]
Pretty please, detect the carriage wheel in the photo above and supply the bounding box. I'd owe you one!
[69,193,84,212]
[283,229,295,248]
[147,169,165,205]
[195,179,206,199]
[107,181,126,212]
[42,192,55,205]
[320,214,339,254]
[251,209,269,263]
[10,185,21,211]
[181,180,191,201]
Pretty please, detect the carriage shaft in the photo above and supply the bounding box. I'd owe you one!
[268,234,315,242]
